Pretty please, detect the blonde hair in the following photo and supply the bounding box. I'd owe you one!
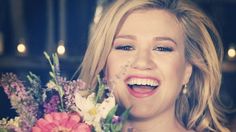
[79,0,229,131]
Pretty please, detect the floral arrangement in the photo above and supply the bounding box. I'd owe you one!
[0,52,129,132]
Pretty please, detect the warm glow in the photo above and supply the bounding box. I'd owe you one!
[0,33,3,55]
[57,45,65,55]
[228,48,236,58]
[17,43,26,53]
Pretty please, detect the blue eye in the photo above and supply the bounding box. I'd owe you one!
[154,47,173,52]
[114,45,134,51]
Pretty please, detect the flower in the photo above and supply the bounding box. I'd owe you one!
[75,92,116,132]
[0,117,20,131]
[63,79,87,111]
[0,73,38,131]
[0,53,129,132]
[32,112,91,132]
[46,80,56,89]
[43,95,60,114]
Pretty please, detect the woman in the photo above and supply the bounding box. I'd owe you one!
[79,0,230,131]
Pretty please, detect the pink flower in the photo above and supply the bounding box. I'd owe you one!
[32,112,91,132]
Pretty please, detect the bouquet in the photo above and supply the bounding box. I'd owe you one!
[0,52,129,132]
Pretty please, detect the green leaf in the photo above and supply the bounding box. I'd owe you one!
[111,122,123,132]
[95,75,106,103]
[111,107,131,132]
[52,53,59,65]
[49,72,55,79]
[27,75,32,82]
[44,52,65,111]
[105,105,118,124]
[0,128,8,132]
[29,72,37,78]
[44,52,55,73]
[43,51,50,60]
[102,123,111,132]
[27,72,40,83]
[121,107,131,123]
[57,85,64,97]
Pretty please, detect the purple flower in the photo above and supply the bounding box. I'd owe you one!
[0,73,28,99]
[43,95,60,114]
[112,116,121,124]
[0,73,39,131]
[62,79,87,111]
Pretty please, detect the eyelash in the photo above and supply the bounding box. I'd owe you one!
[114,45,134,51]
[153,47,173,52]
[114,45,173,52]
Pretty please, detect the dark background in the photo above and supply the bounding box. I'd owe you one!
[0,0,235,129]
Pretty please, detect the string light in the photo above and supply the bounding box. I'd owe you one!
[17,42,26,54]
[57,40,65,56]
[228,47,236,59]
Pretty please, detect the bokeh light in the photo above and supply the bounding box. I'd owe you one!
[228,47,236,58]
[17,43,26,54]
[57,44,65,55]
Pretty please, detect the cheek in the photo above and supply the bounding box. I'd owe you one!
[106,53,119,78]
[106,59,127,105]
[158,59,187,102]
[106,52,131,97]
[160,56,187,82]
[106,55,124,89]
[106,52,132,80]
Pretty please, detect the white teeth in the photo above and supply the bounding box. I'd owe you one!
[127,78,159,87]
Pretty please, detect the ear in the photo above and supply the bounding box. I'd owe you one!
[183,62,192,84]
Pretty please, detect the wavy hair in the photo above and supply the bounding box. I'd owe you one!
[79,0,229,131]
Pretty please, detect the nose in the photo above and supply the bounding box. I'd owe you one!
[131,50,156,70]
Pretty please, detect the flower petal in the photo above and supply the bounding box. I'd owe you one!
[98,94,116,118]
[35,118,48,128]
[70,113,81,123]
[60,112,69,120]
[72,123,91,132]
[75,93,95,112]
[64,119,77,128]
[52,112,62,122]
[44,114,53,123]
[32,127,42,132]
[44,123,58,130]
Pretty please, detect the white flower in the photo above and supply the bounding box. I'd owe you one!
[7,117,20,127]
[0,117,20,128]
[75,92,115,132]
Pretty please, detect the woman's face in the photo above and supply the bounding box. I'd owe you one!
[106,9,192,120]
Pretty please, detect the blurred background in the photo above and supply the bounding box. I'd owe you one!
[0,0,235,129]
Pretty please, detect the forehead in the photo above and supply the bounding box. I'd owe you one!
[116,9,185,43]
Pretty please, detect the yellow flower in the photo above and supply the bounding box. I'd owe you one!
[46,80,56,89]
[7,117,20,127]
[0,117,20,128]
[88,107,97,115]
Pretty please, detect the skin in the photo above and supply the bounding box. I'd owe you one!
[105,9,192,132]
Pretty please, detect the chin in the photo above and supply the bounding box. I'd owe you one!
[129,111,154,120]
[128,105,157,120]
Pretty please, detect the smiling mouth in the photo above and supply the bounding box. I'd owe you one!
[128,84,158,92]
[126,77,159,98]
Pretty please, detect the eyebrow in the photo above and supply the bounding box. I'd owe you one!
[115,35,136,40]
[153,36,177,45]
[114,35,177,45]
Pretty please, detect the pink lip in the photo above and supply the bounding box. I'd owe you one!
[125,75,160,98]
[125,75,160,81]
[127,87,157,98]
